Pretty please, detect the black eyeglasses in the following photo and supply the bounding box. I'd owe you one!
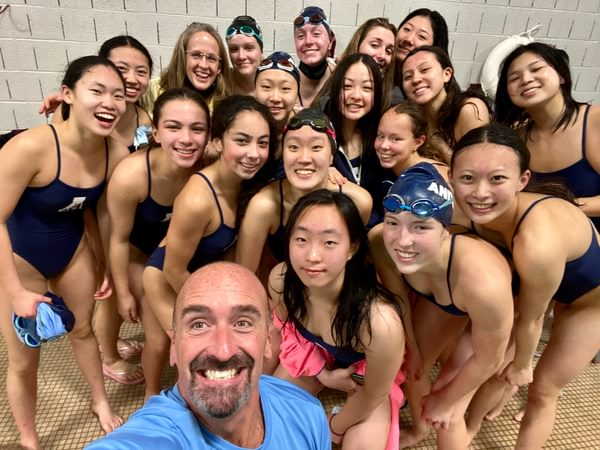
[294,14,328,28]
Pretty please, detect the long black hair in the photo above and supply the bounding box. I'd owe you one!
[495,42,583,135]
[452,124,577,204]
[283,190,403,350]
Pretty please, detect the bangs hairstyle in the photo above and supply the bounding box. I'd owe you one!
[339,18,397,109]
[98,35,153,75]
[323,53,382,152]
[211,95,278,226]
[495,42,582,135]
[61,55,124,120]
[148,87,210,148]
[282,189,403,350]
[453,124,577,204]
[160,22,231,101]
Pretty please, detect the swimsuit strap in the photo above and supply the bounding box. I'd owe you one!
[48,124,61,180]
[338,184,343,193]
[581,103,591,160]
[135,105,140,128]
[511,196,554,248]
[278,179,285,228]
[144,147,153,201]
[103,138,109,180]
[195,172,225,226]
[446,234,458,306]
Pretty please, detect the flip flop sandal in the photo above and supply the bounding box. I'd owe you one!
[102,362,145,385]
[12,314,41,348]
[117,339,144,359]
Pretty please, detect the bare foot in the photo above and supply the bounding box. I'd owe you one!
[400,426,430,449]
[92,401,124,433]
[485,384,518,421]
[19,437,41,450]
[513,407,525,423]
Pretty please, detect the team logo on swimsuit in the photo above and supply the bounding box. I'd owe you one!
[58,196,87,212]
[161,213,172,223]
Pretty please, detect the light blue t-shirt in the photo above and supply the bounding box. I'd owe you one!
[86,375,330,450]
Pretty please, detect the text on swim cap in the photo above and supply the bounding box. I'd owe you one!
[427,182,453,201]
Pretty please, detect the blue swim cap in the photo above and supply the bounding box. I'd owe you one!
[384,162,453,227]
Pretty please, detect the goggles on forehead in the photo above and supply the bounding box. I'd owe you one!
[294,14,329,28]
[226,24,263,41]
[383,194,452,219]
[284,117,337,145]
[258,56,295,72]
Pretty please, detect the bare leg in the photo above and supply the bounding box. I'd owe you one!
[516,293,600,449]
[343,394,391,450]
[400,299,468,449]
[140,294,169,400]
[52,246,122,433]
[142,267,176,400]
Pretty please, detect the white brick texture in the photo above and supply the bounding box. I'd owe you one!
[0,0,598,132]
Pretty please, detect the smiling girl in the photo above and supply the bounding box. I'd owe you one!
[142,95,275,397]
[400,46,490,163]
[370,163,513,449]
[236,109,372,280]
[226,15,264,96]
[450,123,600,449]
[107,88,209,395]
[0,56,129,449]
[496,42,600,231]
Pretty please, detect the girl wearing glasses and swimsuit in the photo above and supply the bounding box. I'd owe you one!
[225,15,264,96]
[141,22,231,114]
[236,108,372,285]
[370,163,513,449]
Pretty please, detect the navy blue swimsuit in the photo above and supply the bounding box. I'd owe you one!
[294,321,365,368]
[531,104,600,230]
[405,234,468,316]
[267,180,286,263]
[129,148,173,255]
[7,124,108,278]
[512,196,600,304]
[145,172,237,272]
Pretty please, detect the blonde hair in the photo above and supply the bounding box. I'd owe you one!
[160,22,231,103]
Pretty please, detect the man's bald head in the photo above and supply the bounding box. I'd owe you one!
[173,262,269,329]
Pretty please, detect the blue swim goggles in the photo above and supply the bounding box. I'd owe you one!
[383,194,453,218]
[226,19,263,42]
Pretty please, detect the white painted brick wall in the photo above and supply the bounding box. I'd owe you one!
[1,0,599,132]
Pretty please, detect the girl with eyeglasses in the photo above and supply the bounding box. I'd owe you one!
[0,55,130,449]
[450,124,600,449]
[370,162,513,449]
[142,95,276,397]
[269,189,405,449]
[400,46,491,164]
[236,108,372,285]
[141,22,231,114]
[226,15,264,96]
